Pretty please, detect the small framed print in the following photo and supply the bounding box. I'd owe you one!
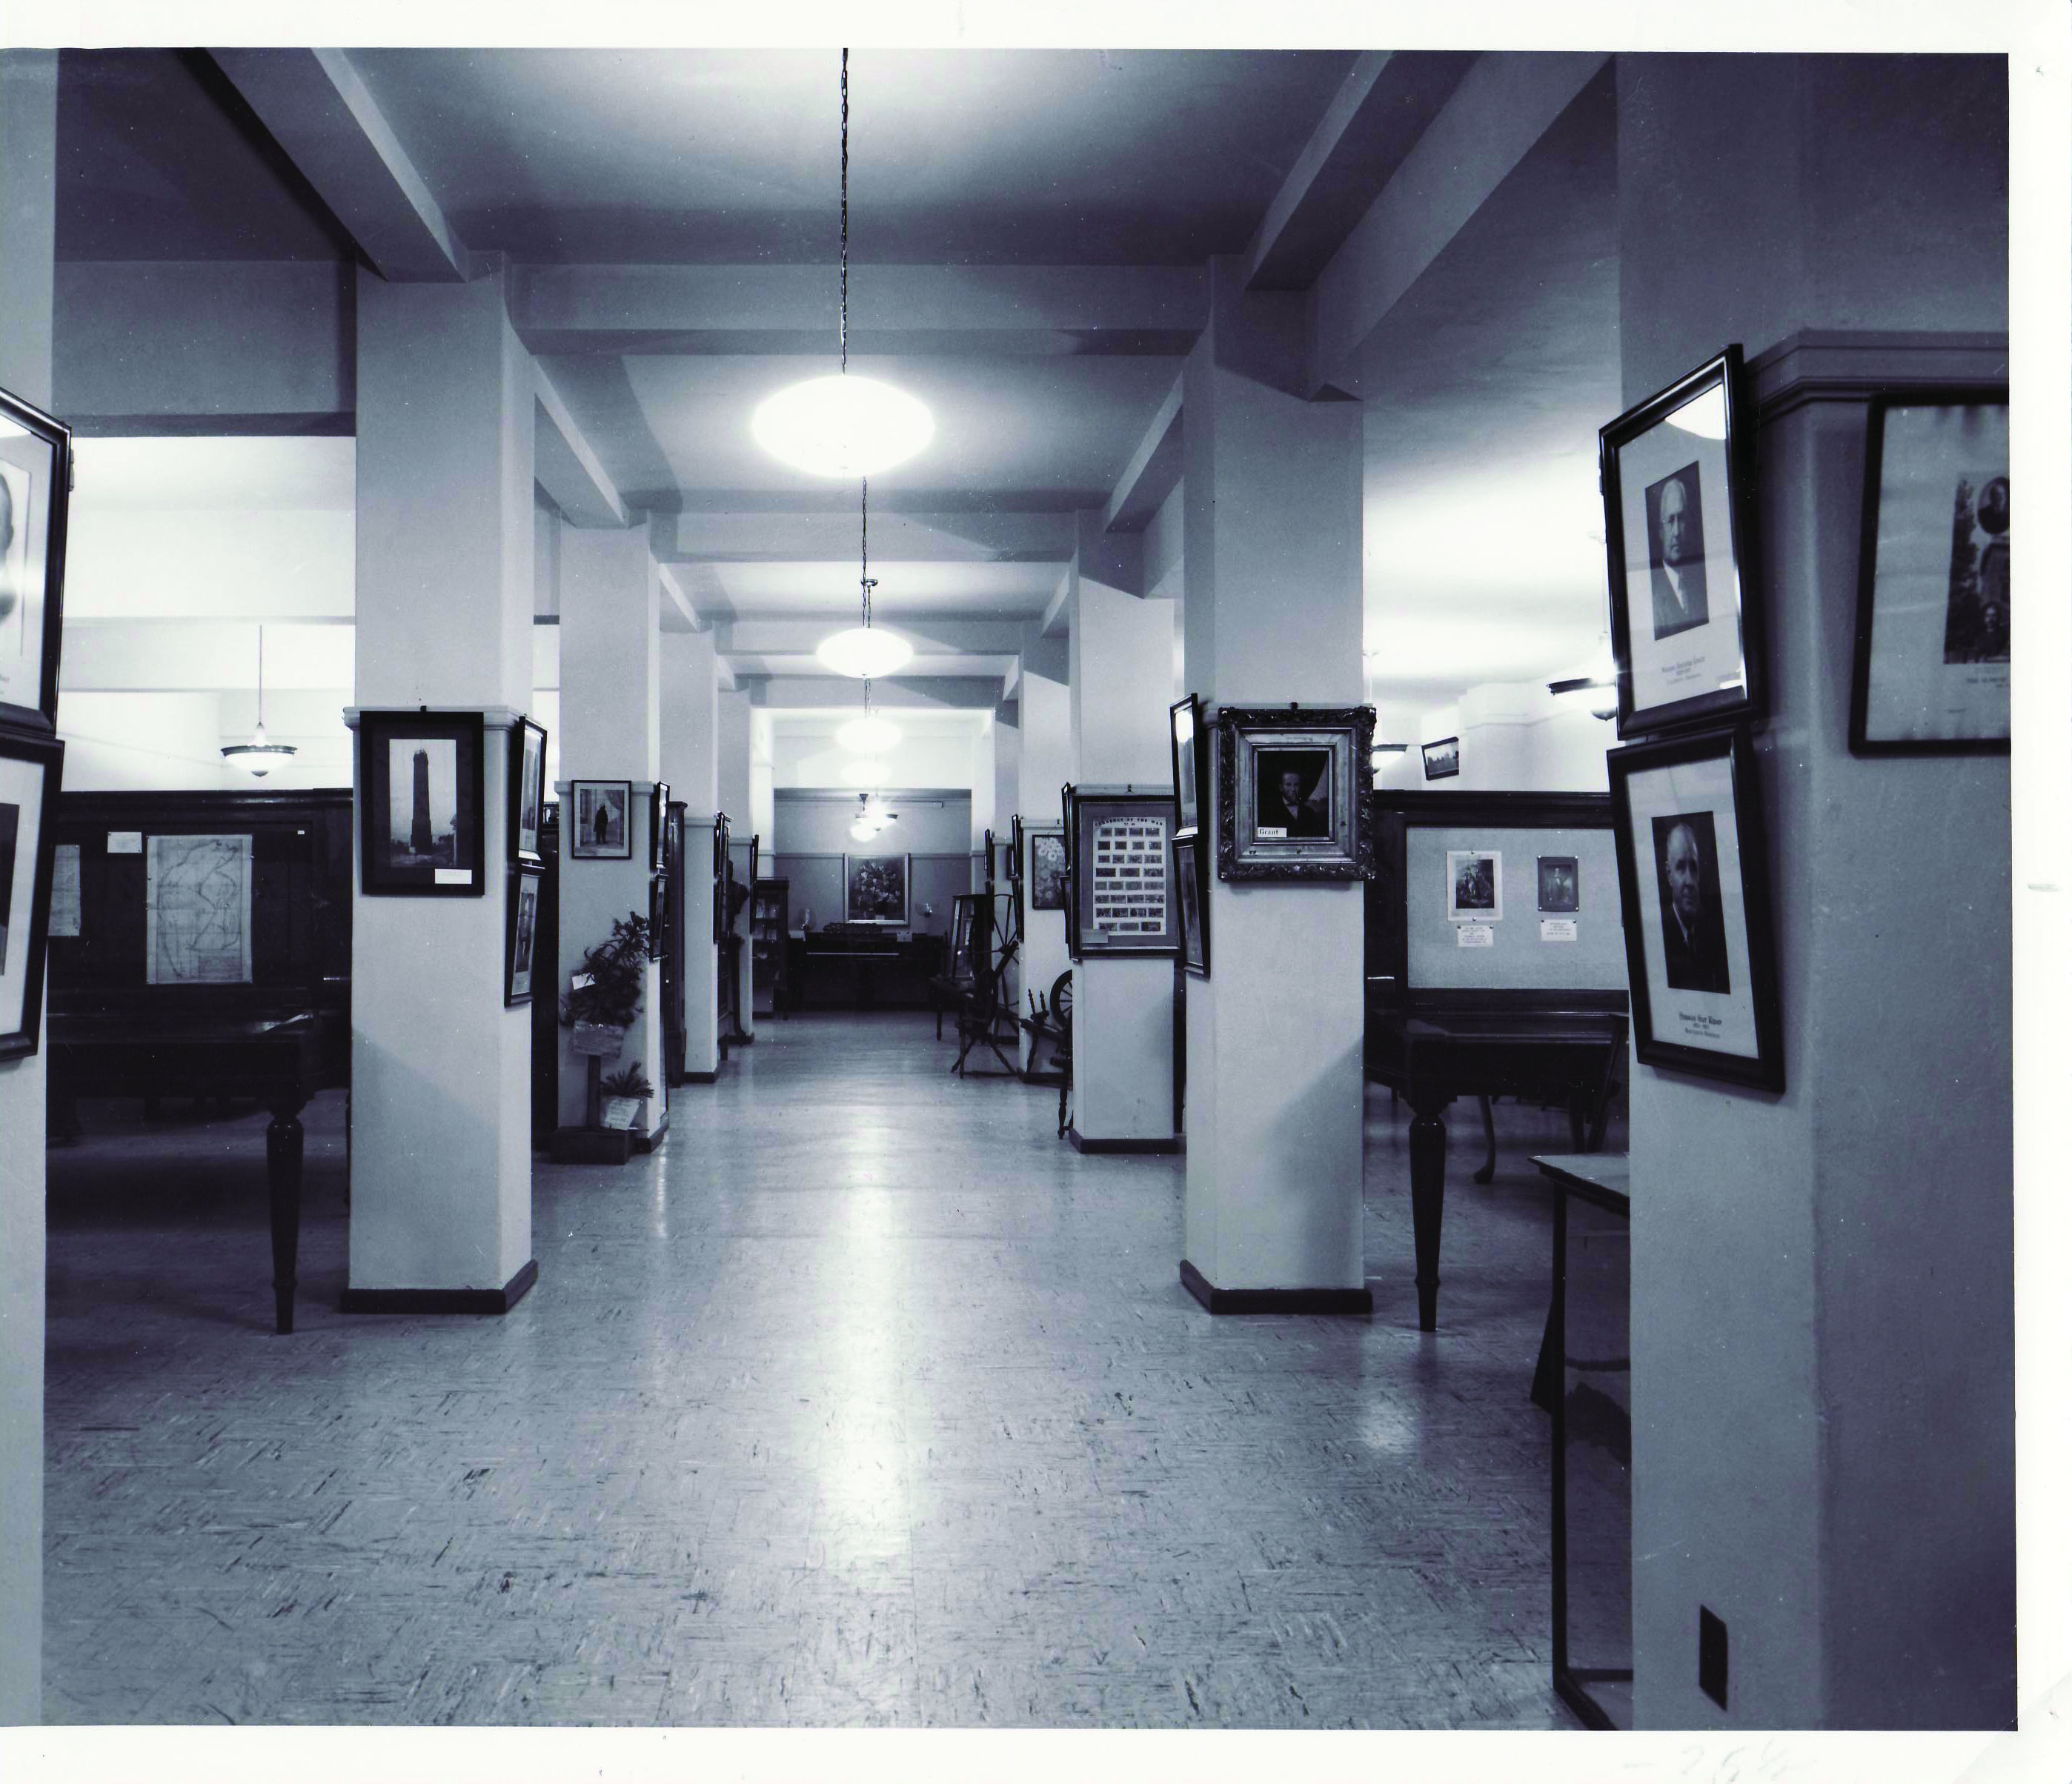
[648,871,668,960]
[713,813,732,942]
[1538,855,1580,913]
[0,383,73,732]
[510,717,547,866]
[1174,829,1210,978]
[1009,813,1025,885]
[1169,693,1206,836]
[358,710,486,896]
[0,725,64,1059]
[843,849,909,926]
[1026,825,1066,912]
[649,780,670,871]
[1601,345,1761,738]
[1069,785,1179,957]
[1446,850,1502,922]
[570,780,632,859]
[1608,725,1784,1091]
[1850,390,2010,754]
[1216,705,1375,881]
[504,867,542,1006]
[1422,737,1460,781]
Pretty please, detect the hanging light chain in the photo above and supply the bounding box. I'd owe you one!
[860,473,876,629]
[839,47,850,377]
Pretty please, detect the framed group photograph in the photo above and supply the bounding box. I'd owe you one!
[504,868,542,1007]
[510,717,547,867]
[0,383,74,733]
[843,850,909,926]
[1215,705,1376,881]
[1422,736,1460,781]
[357,710,486,896]
[0,725,64,1058]
[1173,829,1210,978]
[1607,725,1783,1091]
[570,779,632,860]
[1169,693,1207,836]
[1850,389,2010,754]
[649,781,671,871]
[1066,785,1180,958]
[1600,345,1761,738]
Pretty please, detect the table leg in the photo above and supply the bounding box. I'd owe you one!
[1472,1094,1498,1184]
[266,1099,305,1336]
[1409,1106,1448,1332]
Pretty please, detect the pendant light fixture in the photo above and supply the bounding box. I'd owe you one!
[1547,629,1620,721]
[815,474,914,678]
[836,676,903,754]
[221,624,297,777]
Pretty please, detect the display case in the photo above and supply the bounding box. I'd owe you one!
[751,876,788,1017]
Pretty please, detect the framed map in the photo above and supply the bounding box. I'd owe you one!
[145,833,253,985]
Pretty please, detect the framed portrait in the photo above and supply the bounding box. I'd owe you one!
[357,710,486,896]
[1445,850,1502,922]
[0,725,64,1059]
[1421,737,1460,781]
[1027,826,1066,912]
[843,851,909,926]
[1215,705,1375,881]
[713,813,731,943]
[1607,725,1783,1091]
[649,781,671,871]
[649,871,668,960]
[1008,813,1025,885]
[510,717,547,867]
[1601,345,1761,739]
[0,384,73,732]
[1169,693,1206,836]
[569,780,632,860]
[748,831,760,888]
[1538,855,1581,913]
[504,867,542,1007]
[1850,389,2010,754]
[1174,829,1210,978]
[1069,785,1180,958]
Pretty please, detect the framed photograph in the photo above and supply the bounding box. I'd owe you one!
[1215,705,1375,881]
[1069,785,1180,957]
[843,851,909,926]
[0,725,64,1058]
[1027,826,1066,912]
[1601,345,1761,738]
[649,781,670,871]
[1446,850,1503,922]
[748,831,760,887]
[1174,829,1210,978]
[1421,736,1460,781]
[504,867,542,1007]
[0,384,73,732]
[358,710,486,896]
[510,717,547,866]
[948,891,981,977]
[649,871,668,959]
[1169,693,1206,836]
[1538,855,1581,913]
[1850,389,2010,754]
[712,813,731,943]
[1008,813,1024,885]
[1607,725,1783,1091]
[570,780,632,860]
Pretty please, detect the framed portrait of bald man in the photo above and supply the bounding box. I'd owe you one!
[1600,346,1761,740]
[1607,725,1783,1091]
[0,384,75,733]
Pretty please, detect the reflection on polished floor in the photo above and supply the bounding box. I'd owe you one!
[44,1011,1591,1728]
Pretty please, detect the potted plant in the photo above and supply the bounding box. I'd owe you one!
[551,911,654,1162]
[597,1061,655,1132]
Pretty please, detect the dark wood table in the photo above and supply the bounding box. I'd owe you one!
[1366,1004,1627,1332]
[47,1008,345,1335]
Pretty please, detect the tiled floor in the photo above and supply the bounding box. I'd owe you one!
[43,1008,1601,1728]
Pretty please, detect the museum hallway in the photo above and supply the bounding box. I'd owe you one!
[40,1010,1590,1728]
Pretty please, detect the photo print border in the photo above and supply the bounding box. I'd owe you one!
[356,709,487,898]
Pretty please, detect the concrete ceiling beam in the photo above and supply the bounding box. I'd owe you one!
[746,676,1009,711]
[1037,569,1072,642]
[534,362,631,529]
[718,618,1027,656]
[651,509,1077,564]
[1101,373,1183,535]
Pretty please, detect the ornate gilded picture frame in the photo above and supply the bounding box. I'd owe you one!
[1215,705,1375,882]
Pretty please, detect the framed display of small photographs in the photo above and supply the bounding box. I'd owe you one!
[1422,736,1460,781]
[569,780,632,860]
[1067,785,1180,958]
[1215,705,1376,881]
[1174,830,1210,978]
[510,717,547,867]
[649,781,671,871]
[1600,345,1761,739]
[357,710,486,896]
[0,383,74,733]
[843,850,909,926]
[504,868,542,1007]
[1607,725,1783,1091]
[0,725,64,1059]
[1850,389,2010,754]
[1169,693,1206,836]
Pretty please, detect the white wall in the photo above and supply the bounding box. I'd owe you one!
[1389,683,1613,793]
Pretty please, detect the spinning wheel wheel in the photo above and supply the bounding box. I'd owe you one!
[1049,971,1074,1134]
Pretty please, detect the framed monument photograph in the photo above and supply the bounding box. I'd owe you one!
[1850,389,2010,754]
[1422,736,1460,781]
[1174,829,1210,978]
[510,716,547,867]
[1169,693,1206,836]
[1600,345,1761,739]
[649,780,670,871]
[1027,826,1066,912]
[843,851,909,926]
[1538,855,1581,913]
[0,725,64,1059]
[1216,705,1375,881]
[357,710,486,896]
[504,867,542,1007]
[0,383,73,733]
[1607,725,1783,1091]
[1068,785,1179,958]
[569,779,632,860]
[1446,850,1502,922]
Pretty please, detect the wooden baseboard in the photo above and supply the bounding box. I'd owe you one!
[676,1069,720,1085]
[634,1113,668,1152]
[342,1259,539,1317]
[1068,1127,1182,1155]
[1180,1259,1372,1317]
